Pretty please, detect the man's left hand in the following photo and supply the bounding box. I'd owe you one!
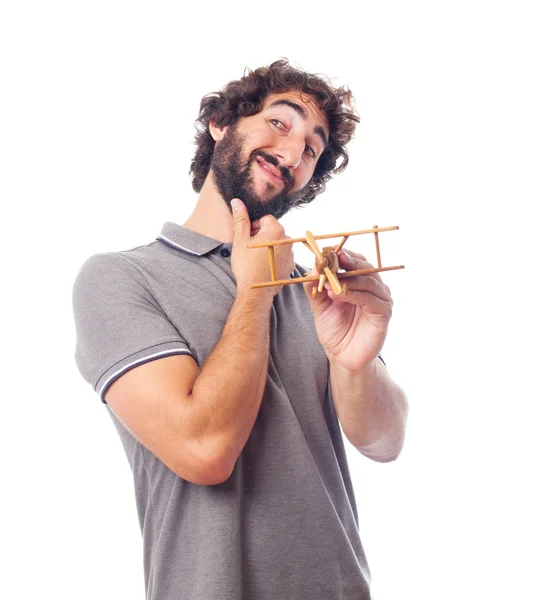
[303,249,393,372]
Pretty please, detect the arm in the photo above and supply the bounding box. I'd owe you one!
[303,248,409,463]
[329,358,408,462]
[105,199,294,485]
[106,289,272,484]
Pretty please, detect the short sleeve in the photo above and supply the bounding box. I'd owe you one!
[72,252,193,403]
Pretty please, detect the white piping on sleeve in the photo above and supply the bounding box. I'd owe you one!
[98,348,193,402]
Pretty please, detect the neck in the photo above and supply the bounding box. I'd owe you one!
[183,173,235,243]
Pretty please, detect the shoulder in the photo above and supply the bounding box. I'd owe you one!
[74,251,131,280]
[72,250,159,323]
[74,252,135,297]
[73,242,165,293]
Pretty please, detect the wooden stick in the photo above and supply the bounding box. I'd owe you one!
[323,266,343,295]
[373,224,382,268]
[302,241,315,254]
[247,226,399,248]
[334,236,349,253]
[328,265,405,280]
[305,231,343,295]
[250,265,405,288]
[268,247,277,281]
[318,273,326,292]
[304,231,324,260]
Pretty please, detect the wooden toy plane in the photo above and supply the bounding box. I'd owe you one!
[247,225,404,299]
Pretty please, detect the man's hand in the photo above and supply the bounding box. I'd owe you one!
[303,249,393,372]
[231,198,295,298]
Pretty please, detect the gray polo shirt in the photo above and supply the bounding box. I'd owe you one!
[73,221,372,600]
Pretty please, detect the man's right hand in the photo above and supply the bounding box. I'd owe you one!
[231,198,295,298]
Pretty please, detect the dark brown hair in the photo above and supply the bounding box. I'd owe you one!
[189,59,360,206]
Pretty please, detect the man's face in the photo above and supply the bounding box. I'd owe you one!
[210,91,329,221]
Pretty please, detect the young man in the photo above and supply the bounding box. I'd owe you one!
[73,59,408,600]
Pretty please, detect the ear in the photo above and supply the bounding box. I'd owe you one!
[209,121,228,142]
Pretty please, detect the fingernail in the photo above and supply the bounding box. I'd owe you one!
[231,199,239,212]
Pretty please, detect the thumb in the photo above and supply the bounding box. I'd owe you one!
[231,198,251,241]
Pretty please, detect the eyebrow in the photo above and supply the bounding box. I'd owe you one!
[268,99,328,150]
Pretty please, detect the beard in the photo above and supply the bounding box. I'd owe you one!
[209,123,308,222]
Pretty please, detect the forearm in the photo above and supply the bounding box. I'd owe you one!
[188,289,272,476]
[330,358,408,462]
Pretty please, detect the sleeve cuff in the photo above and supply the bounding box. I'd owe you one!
[96,342,194,404]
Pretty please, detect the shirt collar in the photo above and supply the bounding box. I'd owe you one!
[156,222,227,256]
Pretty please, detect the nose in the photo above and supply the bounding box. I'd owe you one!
[274,137,304,171]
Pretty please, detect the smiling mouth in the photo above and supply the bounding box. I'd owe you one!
[255,157,285,186]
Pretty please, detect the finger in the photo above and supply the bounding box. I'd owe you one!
[258,214,280,229]
[337,249,367,261]
[231,199,251,242]
[327,288,393,319]
[338,251,384,283]
[302,266,324,297]
[327,272,391,302]
[303,276,332,315]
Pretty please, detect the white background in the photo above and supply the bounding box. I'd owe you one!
[1,1,538,599]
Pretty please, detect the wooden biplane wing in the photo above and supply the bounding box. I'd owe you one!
[247,225,404,299]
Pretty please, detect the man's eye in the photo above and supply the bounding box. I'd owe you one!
[305,145,316,158]
[270,119,285,129]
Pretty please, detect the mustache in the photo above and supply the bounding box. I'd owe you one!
[251,151,293,186]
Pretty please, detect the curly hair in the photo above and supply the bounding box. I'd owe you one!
[189,59,360,206]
